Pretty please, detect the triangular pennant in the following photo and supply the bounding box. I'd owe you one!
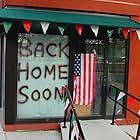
[127,97,135,106]
[111,87,116,94]
[63,95,67,103]
[3,22,12,33]
[90,25,99,36]
[107,30,113,38]
[61,86,66,96]
[117,91,126,101]
[75,25,83,35]
[40,22,50,34]
[71,122,79,140]
[58,24,68,34]
[122,28,129,39]
[116,109,121,114]
[75,123,79,140]
[70,114,75,124]
[67,105,72,117]
[23,20,32,32]
[136,29,140,40]
[64,99,70,110]
[58,26,65,35]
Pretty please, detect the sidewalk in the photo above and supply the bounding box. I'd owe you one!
[0,121,138,140]
[0,124,61,140]
[119,124,138,139]
[61,120,135,140]
[0,124,5,140]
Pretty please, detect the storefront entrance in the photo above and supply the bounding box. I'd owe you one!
[5,25,128,124]
[74,27,128,118]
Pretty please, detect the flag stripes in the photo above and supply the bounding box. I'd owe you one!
[73,52,96,105]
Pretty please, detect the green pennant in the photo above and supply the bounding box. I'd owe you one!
[111,87,117,94]
[107,30,113,38]
[63,94,67,103]
[58,26,65,35]
[58,24,68,35]
[118,28,122,34]
[70,113,75,125]
[3,22,12,33]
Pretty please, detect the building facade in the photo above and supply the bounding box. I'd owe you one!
[0,0,140,130]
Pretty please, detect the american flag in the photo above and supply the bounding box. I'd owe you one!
[73,52,96,105]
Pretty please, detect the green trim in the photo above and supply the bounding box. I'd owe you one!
[0,7,140,28]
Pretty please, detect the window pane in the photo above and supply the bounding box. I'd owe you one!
[107,38,126,115]
[17,34,69,119]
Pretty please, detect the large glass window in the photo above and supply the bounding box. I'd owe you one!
[17,34,69,119]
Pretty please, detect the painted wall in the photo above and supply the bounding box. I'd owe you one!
[126,31,140,123]
[2,0,140,16]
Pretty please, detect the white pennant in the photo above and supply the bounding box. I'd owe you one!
[40,22,49,34]
[117,91,126,101]
[91,25,99,36]
[64,99,69,111]
[136,29,140,40]
[71,122,79,140]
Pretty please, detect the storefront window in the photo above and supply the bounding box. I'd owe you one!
[17,34,69,119]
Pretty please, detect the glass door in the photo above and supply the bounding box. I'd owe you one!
[74,27,127,118]
[85,39,107,117]
[74,38,107,117]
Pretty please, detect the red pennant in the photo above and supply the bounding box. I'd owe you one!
[23,20,32,32]
[61,86,66,95]
[127,97,135,106]
[75,25,83,35]
[67,105,72,115]
[122,28,129,39]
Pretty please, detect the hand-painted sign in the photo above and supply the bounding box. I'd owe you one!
[17,33,69,119]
